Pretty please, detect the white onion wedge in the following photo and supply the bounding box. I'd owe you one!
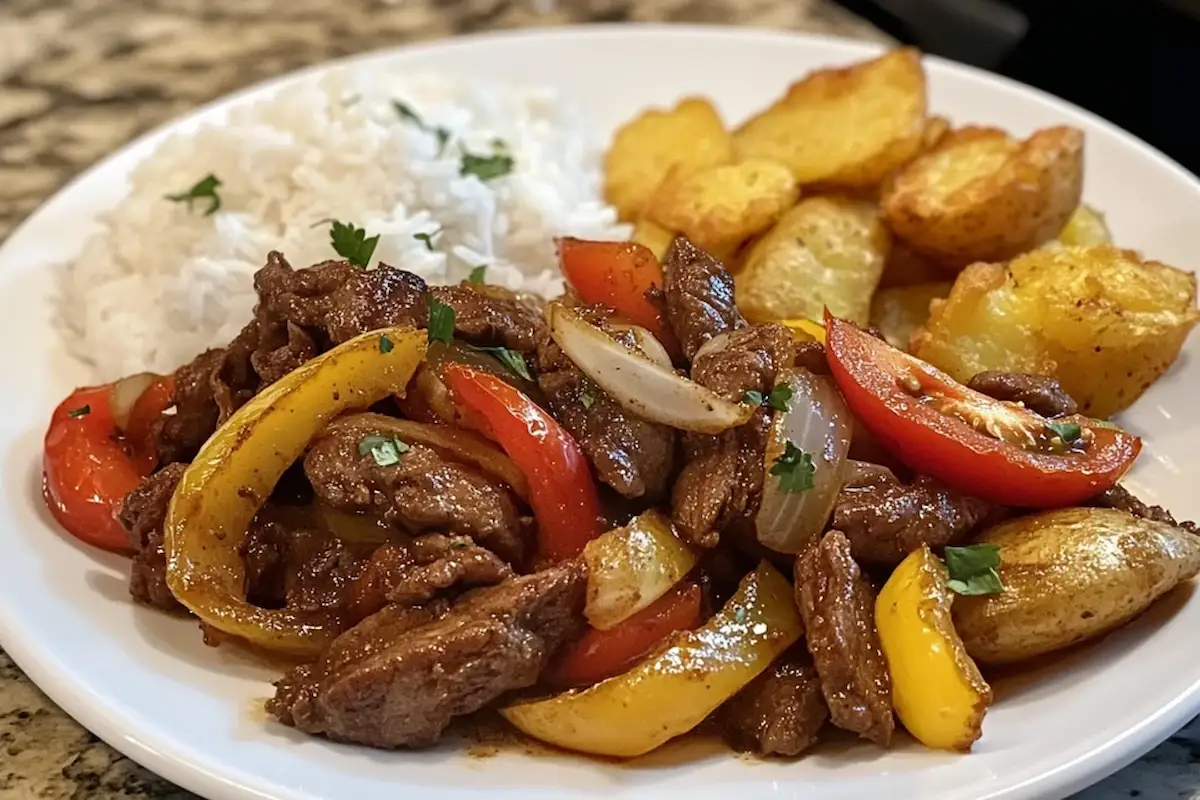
[607,322,674,369]
[583,510,697,630]
[546,303,752,434]
[109,372,162,431]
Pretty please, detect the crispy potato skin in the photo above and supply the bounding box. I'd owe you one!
[733,48,927,189]
[736,196,890,325]
[604,97,733,222]
[869,281,952,351]
[876,547,991,751]
[881,125,1084,268]
[913,245,1200,417]
[953,507,1200,665]
[646,158,799,259]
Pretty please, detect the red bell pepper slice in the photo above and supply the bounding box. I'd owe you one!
[545,582,704,688]
[558,238,682,361]
[442,364,605,560]
[823,311,1141,507]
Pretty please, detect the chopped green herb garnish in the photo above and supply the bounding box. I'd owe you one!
[580,389,597,409]
[394,100,451,154]
[358,434,410,467]
[769,442,815,493]
[329,220,379,268]
[427,297,456,343]
[378,333,394,354]
[435,127,450,155]
[1047,421,1083,444]
[413,228,439,251]
[744,384,794,412]
[744,390,764,406]
[944,544,1004,596]
[460,151,514,181]
[166,174,222,216]
[67,404,91,419]
[734,607,747,624]
[467,264,487,284]
[479,347,533,381]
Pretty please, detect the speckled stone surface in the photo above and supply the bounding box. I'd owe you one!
[0,1,1197,799]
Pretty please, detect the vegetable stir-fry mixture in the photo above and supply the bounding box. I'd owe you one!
[42,48,1200,760]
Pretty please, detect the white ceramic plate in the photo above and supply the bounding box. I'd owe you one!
[2,24,1199,800]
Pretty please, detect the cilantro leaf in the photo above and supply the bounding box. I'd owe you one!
[435,127,450,155]
[329,220,379,268]
[427,297,456,343]
[413,228,439,251]
[769,442,815,493]
[944,544,1004,596]
[467,264,487,284]
[357,434,410,467]
[166,174,222,216]
[67,404,91,419]
[743,390,764,406]
[378,333,394,354]
[744,385,794,411]
[460,151,514,181]
[479,347,533,381]
[580,389,597,409]
[392,100,424,126]
[1047,421,1083,444]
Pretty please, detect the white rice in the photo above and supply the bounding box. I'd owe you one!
[58,67,628,380]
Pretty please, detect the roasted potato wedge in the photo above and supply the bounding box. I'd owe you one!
[630,217,676,261]
[877,546,992,751]
[878,239,947,288]
[1056,203,1112,247]
[870,281,952,351]
[733,48,927,189]
[881,126,1084,268]
[646,158,799,259]
[737,195,890,325]
[921,115,951,151]
[953,507,1200,665]
[604,97,733,222]
[913,245,1200,417]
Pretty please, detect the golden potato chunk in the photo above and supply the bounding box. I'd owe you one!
[881,125,1084,268]
[630,217,675,261]
[736,196,890,325]
[1056,204,1112,247]
[733,48,927,189]
[604,97,733,222]
[870,281,952,351]
[912,245,1200,417]
[646,158,799,259]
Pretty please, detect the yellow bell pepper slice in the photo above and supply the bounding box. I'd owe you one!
[780,318,827,344]
[164,327,427,657]
[501,561,801,758]
[876,546,993,751]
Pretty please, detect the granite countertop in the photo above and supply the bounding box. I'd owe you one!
[0,1,1196,798]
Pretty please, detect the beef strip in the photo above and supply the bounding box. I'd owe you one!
[431,283,545,354]
[304,419,530,564]
[794,531,894,747]
[154,350,224,465]
[1091,484,1198,533]
[346,534,513,622]
[832,468,998,567]
[661,236,744,360]
[671,324,796,547]
[267,562,587,748]
[967,371,1078,418]
[239,520,365,612]
[794,340,831,376]
[118,463,188,613]
[717,645,828,757]
[535,304,675,499]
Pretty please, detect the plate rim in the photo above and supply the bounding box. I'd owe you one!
[2,22,1199,800]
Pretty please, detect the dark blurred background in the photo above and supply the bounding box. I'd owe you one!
[834,0,1199,175]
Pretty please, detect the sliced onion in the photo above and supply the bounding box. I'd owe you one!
[756,367,853,554]
[547,303,752,434]
[606,322,673,369]
[582,509,697,630]
[323,412,530,500]
[109,372,161,431]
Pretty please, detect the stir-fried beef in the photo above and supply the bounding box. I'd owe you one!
[118,463,188,613]
[1091,484,1198,533]
[239,520,365,612]
[267,562,586,748]
[794,340,830,376]
[671,324,795,547]
[432,284,545,354]
[718,645,828,757]
[832,467,998,567]
[304,421,530,564]
[346,534,513,622]
[154,350,224,465]
[794,531,894,747]
[535,305,676,499]
[967,370,1078,418]
[661,236,745,360]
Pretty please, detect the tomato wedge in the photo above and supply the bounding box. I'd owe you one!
[558,238,682,361]
[43,380,173,552]
[545,582,703,688]
[442,364,605,561]
[823,312,1141,507]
